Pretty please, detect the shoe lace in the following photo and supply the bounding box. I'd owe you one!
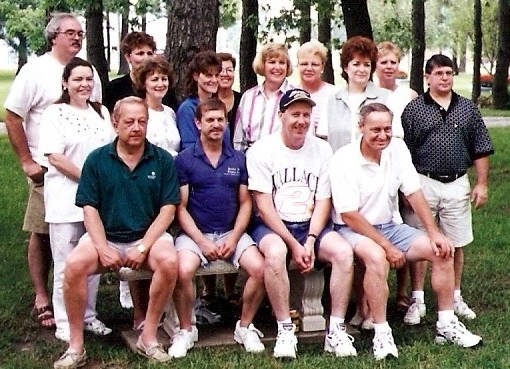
[276,326,296,345]
[448,319,468,334]
[374,331,394,350]
[245,325,264,340]
[328,326,355,346]
[88,320,108,333]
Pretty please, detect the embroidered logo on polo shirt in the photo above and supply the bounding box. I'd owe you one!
[147,171,156,179]
[226,167,240,176]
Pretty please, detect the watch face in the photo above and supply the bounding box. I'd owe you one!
[138,244,146,253]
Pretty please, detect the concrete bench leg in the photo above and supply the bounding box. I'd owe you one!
[163,278,198,339]
[289,269,326,332]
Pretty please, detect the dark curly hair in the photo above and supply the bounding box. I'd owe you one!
[340,36,378,82]
[184,50,221,96]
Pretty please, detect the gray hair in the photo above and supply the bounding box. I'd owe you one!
[358,103,394,126]
[112,96,148,123]
[44,13,78,46]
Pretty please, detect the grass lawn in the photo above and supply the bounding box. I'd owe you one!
[1,126,510,368]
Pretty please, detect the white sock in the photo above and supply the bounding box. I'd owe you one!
[373,321,391,334]
[411,290,425,303]
[329,316,345,331]
[277,318,292,330]
[437,310,455,326]
[454,290,462,301]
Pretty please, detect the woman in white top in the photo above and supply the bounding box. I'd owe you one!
[39,57,115,342]
[133,58,180,157]
[297,40,338,137]
[375,41,418,138]
[376,41,419,317]
[233,42,295,151]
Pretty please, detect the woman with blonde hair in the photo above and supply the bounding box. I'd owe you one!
[233,42,295,151]
[297,40,338,136]
[375,41,418,138]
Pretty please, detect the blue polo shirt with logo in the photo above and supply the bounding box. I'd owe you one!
[76,138,180,243]
[175,141,247,233]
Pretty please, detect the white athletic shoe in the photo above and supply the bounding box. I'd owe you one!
[233,320,265,353]
[404,299,426,325]
[119,280,133,309]
[324,324,357,357]
[55,327,70,343]
[435,317,482,348]
[84,319,112,336]
[373,329,399,360]
[454,297,476,320]
[273,323,297,359]
[168,327,198,358]
[361,319,374,330]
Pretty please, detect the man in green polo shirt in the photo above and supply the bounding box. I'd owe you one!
[54,96,180,369]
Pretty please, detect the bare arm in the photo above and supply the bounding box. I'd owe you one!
[83,205,123,270]
[406,190,454,257]
[471,156,489,209]
[177,184,219,260]
[5,110,45,182]
[47,153,81,182]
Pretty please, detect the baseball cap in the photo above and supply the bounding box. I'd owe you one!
[279,88,316,112]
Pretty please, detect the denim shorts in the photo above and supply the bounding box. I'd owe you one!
[334,221,423,253]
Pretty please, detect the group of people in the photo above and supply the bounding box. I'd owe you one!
[4,11,493,369]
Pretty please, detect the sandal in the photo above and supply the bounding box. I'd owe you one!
[31,305,56,329]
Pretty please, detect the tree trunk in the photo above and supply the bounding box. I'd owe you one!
[340,0,373,39]
[410,0,425,94]
[16,34,28,75]
[141,13,147,32]
[318,0,334,84]
[239,0,258,93]
[165,0,220,100]
[296,0,311,44]
[472,0,482,102]
[105,11,111,72]
[493,0,510,109]
[85,1,109,91]
[118,1,130,75]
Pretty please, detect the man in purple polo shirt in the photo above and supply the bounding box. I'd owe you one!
[168,98,266,358]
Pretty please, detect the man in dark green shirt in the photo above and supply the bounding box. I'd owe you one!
[54,97,180,369]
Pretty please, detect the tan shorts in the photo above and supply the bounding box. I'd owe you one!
[402,174,473,247]
[23,179,49,234]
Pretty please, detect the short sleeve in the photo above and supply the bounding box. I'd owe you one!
[39,105,65,155]
[246,143,273,194]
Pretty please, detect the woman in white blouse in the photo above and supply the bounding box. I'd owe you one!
[39,57,114,342]
[133,58,181,157]
[297,40,338,137]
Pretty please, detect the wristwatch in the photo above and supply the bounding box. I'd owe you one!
[137,244,147,254]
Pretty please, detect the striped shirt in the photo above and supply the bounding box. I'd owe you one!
[233,79,295,151]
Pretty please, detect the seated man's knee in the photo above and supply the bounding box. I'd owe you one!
[260,235,287,266]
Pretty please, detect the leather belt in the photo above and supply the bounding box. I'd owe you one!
[418,171,466,183]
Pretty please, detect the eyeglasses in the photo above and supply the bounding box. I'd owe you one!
[221,68,235,74]
[298,62,322,69]
[431,70,453,77]
[58,30,85,39]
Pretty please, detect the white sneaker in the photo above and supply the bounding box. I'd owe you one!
[84,319,112,336]
[273,323,297,359]
[435,316,482,348]
[404,299,426,325]
[233,320,265,353]
[168,327,199,358]
[119,281,133,309]
[324,324,357,357]
[454,297,476,320]
[55,327,70,343]
[348,312,363,327]
[373,329,399,360]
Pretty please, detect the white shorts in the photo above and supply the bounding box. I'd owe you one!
[402,174,473,247]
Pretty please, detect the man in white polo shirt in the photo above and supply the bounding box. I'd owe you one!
[329,103,482,361]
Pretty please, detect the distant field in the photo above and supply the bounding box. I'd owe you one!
[0,69,15,122]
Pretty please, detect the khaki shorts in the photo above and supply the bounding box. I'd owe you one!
[23,179,49,234]
[402,174,473,247]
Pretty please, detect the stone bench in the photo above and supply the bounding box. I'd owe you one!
[118,260,326,339]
